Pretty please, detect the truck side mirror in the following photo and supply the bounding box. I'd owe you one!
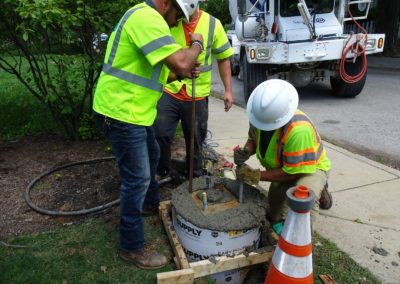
[237,0,249,21]
[237,0,246,16]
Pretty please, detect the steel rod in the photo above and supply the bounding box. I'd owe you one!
[188,77,196,193]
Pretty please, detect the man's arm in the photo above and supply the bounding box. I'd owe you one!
[217,58,233,111]
[243,139,256,155]
[243,134,303,182]
[167,61,201,83]
[163,33,203,78]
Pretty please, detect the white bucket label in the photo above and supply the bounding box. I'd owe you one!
[172,207,260,262]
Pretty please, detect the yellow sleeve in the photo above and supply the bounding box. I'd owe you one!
[212,18,233,60]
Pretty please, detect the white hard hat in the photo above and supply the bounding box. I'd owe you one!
[175,0,199,22]
[246,79,299,131]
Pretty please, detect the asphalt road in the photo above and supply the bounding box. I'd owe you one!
[211,66,400,168]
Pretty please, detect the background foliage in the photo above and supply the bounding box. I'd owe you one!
[0,0,231,140]
[0,0,140,140]
[203,0,231,27]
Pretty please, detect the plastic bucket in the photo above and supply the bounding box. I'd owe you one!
[172,207,260,283]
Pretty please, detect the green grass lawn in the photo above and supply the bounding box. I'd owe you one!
[0,217,174,284]
[0,216,380,284]
[0,69,56,141]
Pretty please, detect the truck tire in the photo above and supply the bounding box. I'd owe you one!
[330,57,367,98]
[243,56,267,103]
[231,58,240,76]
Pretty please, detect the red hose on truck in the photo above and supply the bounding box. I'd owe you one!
[339,6,369,83]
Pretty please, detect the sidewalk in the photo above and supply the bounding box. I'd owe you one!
[207,97,400,284]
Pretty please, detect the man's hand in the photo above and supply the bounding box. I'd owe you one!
[224,91,234,112]
[235,164,260,185]
[189,32,203,43]
[234,147,250,165]
[191,61,201,78]
[189,32,204,53]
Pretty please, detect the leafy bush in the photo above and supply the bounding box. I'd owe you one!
[0,0,139,140]
[203,0,232,26]
[0,0,231,140]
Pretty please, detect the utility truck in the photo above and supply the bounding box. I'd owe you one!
[228,0,385,101]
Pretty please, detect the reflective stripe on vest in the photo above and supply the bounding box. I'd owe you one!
[101,6,164,93]
[213,41,231,54]
[199,16,215,72]
[276,113,324,167]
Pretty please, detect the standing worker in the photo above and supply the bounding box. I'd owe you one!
[93,0,203,270]
[235,79,333,234]
[155,0,234,183]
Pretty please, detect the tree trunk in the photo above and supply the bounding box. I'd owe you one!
[376,0,400,55]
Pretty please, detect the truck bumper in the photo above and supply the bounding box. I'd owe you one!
[243,34,385,65]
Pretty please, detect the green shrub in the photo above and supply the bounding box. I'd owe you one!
[0,0,139,140]
[203,0,232,26]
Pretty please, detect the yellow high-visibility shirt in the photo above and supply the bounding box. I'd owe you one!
[93,2,181,126]
[165,10,233,98]
[249,110,331,175]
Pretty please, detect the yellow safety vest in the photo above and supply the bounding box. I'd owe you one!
[251,110,331,174]
[165,11,233,97]
[93,2,181,126]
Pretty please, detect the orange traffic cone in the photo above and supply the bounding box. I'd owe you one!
[265,185,315,284]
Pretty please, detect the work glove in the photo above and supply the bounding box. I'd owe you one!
[234,147,250,165]
[235,164,260,185]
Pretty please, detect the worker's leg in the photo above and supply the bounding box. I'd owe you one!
[95,112,149,251]
[143,125,160,210]
[296,170,329,225]
[201,97,209,146]
[181,98,208,177]
[155,93,180,178]
[267,170,328,223]
[266,182,294,222]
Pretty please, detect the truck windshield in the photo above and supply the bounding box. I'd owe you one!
[280,0,334,17]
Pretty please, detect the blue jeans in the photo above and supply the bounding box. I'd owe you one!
[95,112,160,252]
[155,92,208,178]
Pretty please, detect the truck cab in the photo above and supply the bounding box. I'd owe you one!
[278,0,342,41]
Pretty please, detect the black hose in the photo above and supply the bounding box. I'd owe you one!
[24,157,120,216]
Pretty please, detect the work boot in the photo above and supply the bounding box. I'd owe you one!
[319,186,333,210]
[119,247,167,270]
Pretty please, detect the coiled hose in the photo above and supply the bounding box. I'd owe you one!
[339,6,369,83]
[25,157,120,216]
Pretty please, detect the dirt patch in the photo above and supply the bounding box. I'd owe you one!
[0,135,225,240]
[29,158,120,214]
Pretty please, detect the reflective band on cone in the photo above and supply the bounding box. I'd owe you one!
[265,186,315,284]
[266,264,313,284]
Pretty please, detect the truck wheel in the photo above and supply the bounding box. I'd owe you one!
[231,58,240,76]
[243,56,267,103]
[330,57,367,98]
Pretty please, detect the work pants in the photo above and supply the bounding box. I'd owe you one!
[95,112,159,252]
[267,169,329,226]
[155,92,208,178]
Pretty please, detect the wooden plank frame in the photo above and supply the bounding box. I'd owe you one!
[157,201,274,283]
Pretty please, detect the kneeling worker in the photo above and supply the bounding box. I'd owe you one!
[235,79,333,234]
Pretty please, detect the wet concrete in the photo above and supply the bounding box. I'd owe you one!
[171,176,269,231]
[196,188,234,203]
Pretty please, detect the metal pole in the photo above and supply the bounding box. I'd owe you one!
[188,77,196,193]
